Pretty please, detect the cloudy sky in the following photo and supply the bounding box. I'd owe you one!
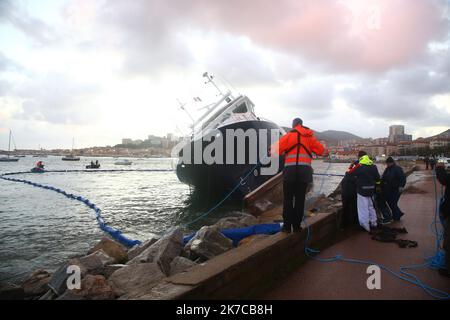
[0,0,449,149]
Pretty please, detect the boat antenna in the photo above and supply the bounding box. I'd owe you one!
[203,72,225,97]
[177,98,195,135]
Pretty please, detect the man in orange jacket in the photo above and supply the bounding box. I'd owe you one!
[271,118,326,233]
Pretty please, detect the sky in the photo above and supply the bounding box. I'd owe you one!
[0,0,449,149]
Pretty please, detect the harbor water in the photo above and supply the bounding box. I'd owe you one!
[0,156,348,283]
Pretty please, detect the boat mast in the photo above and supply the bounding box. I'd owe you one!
[203,72,224,97]
[8,130,11,157]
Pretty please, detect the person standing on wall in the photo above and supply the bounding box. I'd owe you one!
[349,151,380,232]
[271,118,326,233]
[436,160,450,278]
[381,157,406,221]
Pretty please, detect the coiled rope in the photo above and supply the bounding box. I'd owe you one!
[303,163,449,300]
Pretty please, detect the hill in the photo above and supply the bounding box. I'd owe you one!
[314,130,363,142]
[428,129,450,139]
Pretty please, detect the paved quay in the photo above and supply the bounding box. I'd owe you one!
[263,168,450,299]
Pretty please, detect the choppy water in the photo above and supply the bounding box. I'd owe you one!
[0,156,349,283]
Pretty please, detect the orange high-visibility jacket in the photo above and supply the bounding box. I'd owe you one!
[271,125,325,167]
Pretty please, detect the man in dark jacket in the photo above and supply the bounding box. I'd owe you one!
[436,161,450,277]
[349,151,380,232]
[382,157,406,221]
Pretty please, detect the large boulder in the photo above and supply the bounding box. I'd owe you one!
[213,212,259,229]
[169,257,197,276]
[184,225,233,261]
[21,269,51,297]
[107,263,165,297]
[87,237,128,264]
[48,263,71,295]
[127,228,183,275]
[127,238,158,261]
[70,249,116,276]
[48,250,115,296]
[67,275,116,300]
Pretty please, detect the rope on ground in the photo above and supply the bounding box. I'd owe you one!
[303,164,450,300]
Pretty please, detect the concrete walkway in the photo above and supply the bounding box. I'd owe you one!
[263,168,450,299]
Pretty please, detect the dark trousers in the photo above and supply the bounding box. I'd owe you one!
[283,168,308,231]
[384,190,402,220]
[375,193,392,220]
[342,196,358,228]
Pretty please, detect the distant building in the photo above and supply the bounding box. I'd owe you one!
[365,145,386,157]
[430,138,450,149]
[411,138,429,150]
[388,125,412,144]
[166,133,175,142]
[385,144,398,156]
[373,137,389,145]
[131,139,143,145]
[122,138,132,145]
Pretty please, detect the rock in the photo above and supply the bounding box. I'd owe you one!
[103,264,127,279]
[48,263,71,295]
[87,237,128,264]
[39,290,57,300]
[69,275,115,300]
[21,269,51,297]
[169,257,197,276]
[252,199,276,215]
[213,212,259,229]
[184,225,233,260]
[0,282,25,300]
[127,238,158,261]
[108,263,165,297]
[49,250,115,296]
[127,228,183,276]
[69,249,116,276]
[238,234,270,247]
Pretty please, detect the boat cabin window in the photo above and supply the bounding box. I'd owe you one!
[233,102,248,114]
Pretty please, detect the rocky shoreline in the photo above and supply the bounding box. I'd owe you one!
[0,161,418,300]
[0,211,266,300]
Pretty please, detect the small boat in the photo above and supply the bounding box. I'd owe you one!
[62,154,80,161]
[62,138,80,161]
[31,167,45,173]
[114,159,132,165]
[0,130,20,162]
[86,164,101,169]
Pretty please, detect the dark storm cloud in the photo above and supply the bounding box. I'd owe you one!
[341,47,450,122]
[0,0,60,46]
[96,0,449,75]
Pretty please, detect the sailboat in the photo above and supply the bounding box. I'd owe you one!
[62,138,80,161]
[0,130,20,162]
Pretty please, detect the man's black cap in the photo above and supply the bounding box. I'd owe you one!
[386,156,395,163]
[292,118,303,127]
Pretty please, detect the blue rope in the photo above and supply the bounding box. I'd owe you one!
[303,164,450,300]
[182,163,261,227]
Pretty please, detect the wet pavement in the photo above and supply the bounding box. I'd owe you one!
[263,167,450,299]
